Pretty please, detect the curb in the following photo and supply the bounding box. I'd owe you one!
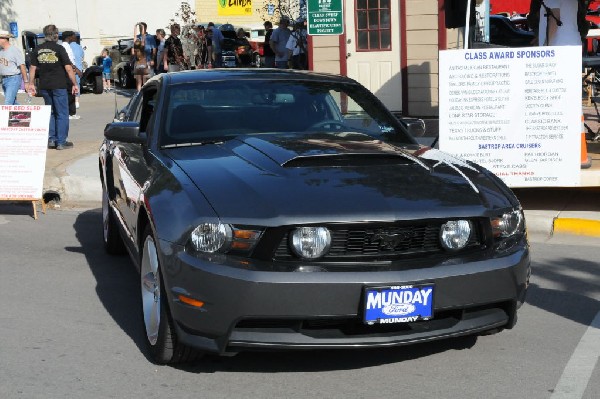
[553,218,600,237]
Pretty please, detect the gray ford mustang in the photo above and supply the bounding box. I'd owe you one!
[99,69,530,364]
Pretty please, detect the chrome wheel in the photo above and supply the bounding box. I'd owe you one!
[141,234,161,345]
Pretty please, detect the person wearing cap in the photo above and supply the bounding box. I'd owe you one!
[0,29,28,105]
[269,16,291,69]
[27,24,79,150]
[286,20,308,70]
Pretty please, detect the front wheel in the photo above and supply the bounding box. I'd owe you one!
[141,226,200,364]
[93,75,103,94]
[120,70,130,88]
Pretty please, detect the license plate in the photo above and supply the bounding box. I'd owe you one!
[363,284,434,325]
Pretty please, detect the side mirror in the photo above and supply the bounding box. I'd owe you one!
[402,118,426,137]
[104,122,147,143]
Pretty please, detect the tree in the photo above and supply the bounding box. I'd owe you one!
[255,0,307,24]
[166,1,197,69]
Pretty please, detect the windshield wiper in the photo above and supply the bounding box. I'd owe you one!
[161,139,224,149]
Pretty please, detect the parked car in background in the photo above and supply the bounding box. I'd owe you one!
[100,69,530,365]
[488,15,536,47]
[108,39,135,88]
[238,24,266,67]
[586,12,600,55]
[21,29,104,94]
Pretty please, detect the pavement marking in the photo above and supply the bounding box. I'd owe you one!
[551,311,600,398]
[0,215,8,225]
[553,218,600,237]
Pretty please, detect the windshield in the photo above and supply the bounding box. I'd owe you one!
[160,79,414,147]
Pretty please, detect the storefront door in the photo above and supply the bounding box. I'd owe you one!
[344,0,402,112]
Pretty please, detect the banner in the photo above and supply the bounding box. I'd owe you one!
[439,46,581,187]
[217,0,253,16]
[0,105,51,200]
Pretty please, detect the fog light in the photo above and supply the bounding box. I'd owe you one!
[290,227,331,259]
[440,220,472,250]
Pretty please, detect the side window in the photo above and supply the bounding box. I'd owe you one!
[127,93,143,122]
[139,89,157,132]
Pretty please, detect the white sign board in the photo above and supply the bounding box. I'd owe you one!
[439,46,581,187]
[0,105,51,200]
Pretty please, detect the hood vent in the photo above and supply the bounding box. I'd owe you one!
[282,153,416,168]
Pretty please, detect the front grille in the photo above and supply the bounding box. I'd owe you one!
[274,221,482,261]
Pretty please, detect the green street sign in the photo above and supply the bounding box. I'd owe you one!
[307,0,344,35]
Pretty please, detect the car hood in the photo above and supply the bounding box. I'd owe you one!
[165,132,513,225]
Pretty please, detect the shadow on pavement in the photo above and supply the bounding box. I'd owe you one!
[526,254,600,327]
[176,335,478,373]
[71,209,148,357]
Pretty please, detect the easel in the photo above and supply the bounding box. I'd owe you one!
[0,198,46,220]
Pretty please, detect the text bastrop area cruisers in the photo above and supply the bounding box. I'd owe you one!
[99,69,530,364]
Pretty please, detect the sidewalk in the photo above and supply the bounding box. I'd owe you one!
[35,92,600,238]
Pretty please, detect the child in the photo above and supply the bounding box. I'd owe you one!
[101,49,112,92]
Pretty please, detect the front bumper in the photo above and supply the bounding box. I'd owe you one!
[161,240,530,354]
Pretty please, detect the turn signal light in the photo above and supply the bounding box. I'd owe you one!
[178,295,204,308]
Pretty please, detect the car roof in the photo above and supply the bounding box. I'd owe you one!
[155,69,358,86]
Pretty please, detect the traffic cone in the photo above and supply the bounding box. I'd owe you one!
[581,114,592,169]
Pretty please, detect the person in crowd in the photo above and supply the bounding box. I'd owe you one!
[132,22,157,77]
[262,21,275,68]
[26,24,79,150]
[60,31,81,119]
[286,20,308,70]
[196,25,211,69]
[163,23,185,72]
[207,22,224,67]
[68,31,84,109]
[270,16,291,69]
[0,29,28,105]
[155,28,166,74]
[235,28,252,67]
[133,39,149,91]
[101,48,112,92]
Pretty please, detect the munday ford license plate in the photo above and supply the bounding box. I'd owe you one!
[364,284,434,325]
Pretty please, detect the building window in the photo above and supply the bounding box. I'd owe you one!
[356,0,391,51]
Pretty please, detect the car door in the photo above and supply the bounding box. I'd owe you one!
[111,85,157,248]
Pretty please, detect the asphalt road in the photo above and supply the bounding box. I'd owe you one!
[0,206,598,399]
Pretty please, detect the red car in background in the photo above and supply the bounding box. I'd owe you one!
[238,24,267,67]
[587,11,600,55]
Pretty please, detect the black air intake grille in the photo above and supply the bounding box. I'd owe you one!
[274,221,481,261]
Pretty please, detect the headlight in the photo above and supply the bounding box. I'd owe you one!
[440,220,472,250]
[190,223,231,253]
[492,209,524,238]
[290,227,331,259]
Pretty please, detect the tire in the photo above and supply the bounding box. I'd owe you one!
[141,225,200,364]
[120,70,129,89]
[102,184,126,255]
[93,75,104,94]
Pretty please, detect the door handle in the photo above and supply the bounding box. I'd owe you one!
[346,53,351,59]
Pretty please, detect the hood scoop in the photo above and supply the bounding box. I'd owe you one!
[283,153,416,168]
[240,133,430,171]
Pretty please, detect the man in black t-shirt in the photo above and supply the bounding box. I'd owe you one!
[26,24,79,150]
[263,21,275,68]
